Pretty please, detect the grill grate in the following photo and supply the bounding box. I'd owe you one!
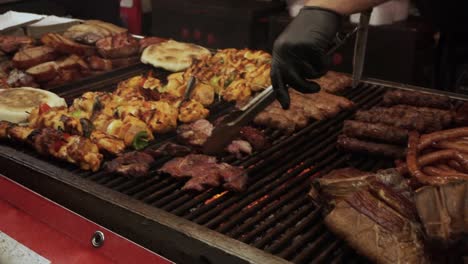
[2,78,466,263]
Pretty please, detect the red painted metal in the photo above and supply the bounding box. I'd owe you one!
[0,175,173,264]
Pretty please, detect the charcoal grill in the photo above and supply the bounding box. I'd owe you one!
[1,76,467,264]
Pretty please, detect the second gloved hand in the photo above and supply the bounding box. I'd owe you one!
[271,7,342,109]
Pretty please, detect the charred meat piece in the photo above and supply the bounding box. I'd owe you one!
[96,33,140,59]
[0,35,34,53]
[312,71,352,94]
[160,154,247,192]
[226,140,252,158]
[343,120,409,145]
[177,119,213,146]
[12,46,57,69]
[383,89,451,109]
[105,151,154,177]
[337,135,406,158]
[454,102,468,126]
[6,69,38,88]
[239,126,268,150]
[313,168,428,264]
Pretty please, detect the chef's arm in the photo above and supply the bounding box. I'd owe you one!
[305,0,389,15]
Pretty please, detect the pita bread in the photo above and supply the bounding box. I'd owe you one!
[0,87,66,123]
[141,40,211,72]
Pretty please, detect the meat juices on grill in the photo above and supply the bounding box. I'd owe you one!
[313,168,428,264]
[343,120,409,144]
[160,154,247,191]
[337,135,406,158]
[383,89,451,109]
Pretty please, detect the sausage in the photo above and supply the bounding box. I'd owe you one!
[399,149,468,174]
[419,127,468,150]
[406,132,467,185]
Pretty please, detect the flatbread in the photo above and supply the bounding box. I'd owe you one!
[141,40,211,72]
[0,87,66,123]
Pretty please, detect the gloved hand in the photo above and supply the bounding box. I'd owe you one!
[271,7,342,109]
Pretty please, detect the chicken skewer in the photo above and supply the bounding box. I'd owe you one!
[0,120,102,171]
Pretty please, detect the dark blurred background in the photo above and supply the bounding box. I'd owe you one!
[0,0,437,88]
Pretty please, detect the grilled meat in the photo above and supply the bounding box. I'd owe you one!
[64,20,127,45]
[105,151,154,177]
[96,33,140,59]
[383,89,451,109]
[337,135,406,158]
[343,120,409,144]
[239,126,268,150]
[254,90,354,132]
[160,154,247,191]
[312,168,428,264]
[355,106,452,133]
[226,140,253,158]
[41,33,96,56]
[0,35,34,53]
[177,119,213,146]
[12,46,57,70]
[313,71,352,94]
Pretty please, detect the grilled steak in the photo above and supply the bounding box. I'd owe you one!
[0,35,34,53]
[160,154,247,191]
[313,168,428,264]
[96,33,140,59]
[12,46,57,69]
[337,135,406,158]
[343,120,409,144]
[383,89,451,109]
[41,33,96,56]
[105,151,154,177]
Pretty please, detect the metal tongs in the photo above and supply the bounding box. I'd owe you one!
[179,75,197,108]
[352,9,372,88]
[202,86,275,155]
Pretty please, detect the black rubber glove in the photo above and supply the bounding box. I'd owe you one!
[271,7,342,109]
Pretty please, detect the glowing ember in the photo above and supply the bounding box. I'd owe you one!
[204,191,228,205]
[246,194,269,209]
